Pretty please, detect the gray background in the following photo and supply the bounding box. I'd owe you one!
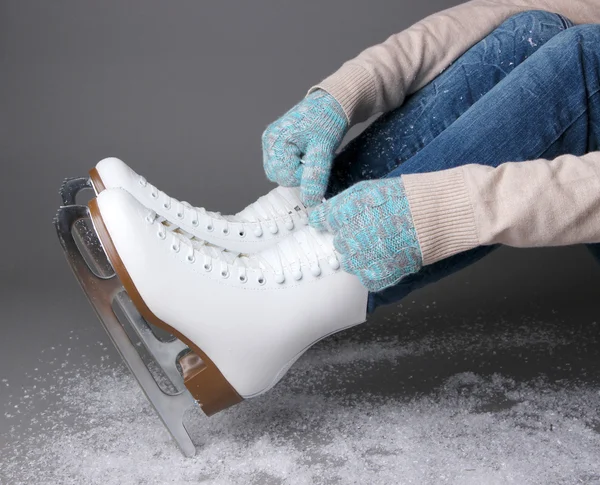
[1,1,600,483]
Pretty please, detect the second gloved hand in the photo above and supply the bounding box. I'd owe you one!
[309,178,423,292]
[262,90,348,207]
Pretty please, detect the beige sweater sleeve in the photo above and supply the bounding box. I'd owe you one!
[311,0,600,125]
[401,153,600,265]
[310,0,600,261]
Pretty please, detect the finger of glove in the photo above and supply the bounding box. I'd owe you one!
[263,137,304,187]
[300,147,333,207]
[308,200,332,232]
[308,180,357,232]
[310,189,358,233]
[261,124,283,181]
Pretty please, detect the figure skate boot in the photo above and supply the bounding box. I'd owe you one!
[89,187,368,413]
[79,157,308,253]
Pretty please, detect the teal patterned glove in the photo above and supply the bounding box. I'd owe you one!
[309,178,423,292]
[262,89,348,207]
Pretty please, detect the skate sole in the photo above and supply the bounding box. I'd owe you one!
[88,197,243,416]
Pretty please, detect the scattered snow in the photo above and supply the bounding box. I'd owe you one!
[1,316,599,485]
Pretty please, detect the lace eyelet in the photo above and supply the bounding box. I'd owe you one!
[238,229,246,237]
[145,216,154,224]
[171,244,180,253]
[203,263,212,272]
[163,203,170,209]
[284,220,294,231]
[257,276,266,285]
[274,273,285,284]
[239,274,247,283]
[269,225,278,235]
[187,254,195,263]
[192,220,199,227]
[176,212,184,219]
[292,270,302,281]
[221,269,230,278]
[157,231,166,240]
[311,266,322,277]
[253,227,263,238]
[151,193,158,199]
[206,224,214,232]
[329,258,340,270]
[222,228,229,235]
[138,179,145,187]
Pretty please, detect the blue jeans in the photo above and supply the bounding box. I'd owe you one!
[326,11,600,313]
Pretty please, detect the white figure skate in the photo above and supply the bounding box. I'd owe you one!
[60,157,309,254]
[54,184,367,457]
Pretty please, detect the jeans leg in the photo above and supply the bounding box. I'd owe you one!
[368,23,600,312]
[326,10,574,198]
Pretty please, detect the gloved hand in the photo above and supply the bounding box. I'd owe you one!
[262,89,348,207]
[309,178,423,292]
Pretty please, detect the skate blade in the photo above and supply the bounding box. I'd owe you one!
[87,197,244,416]
[54,203,199,457]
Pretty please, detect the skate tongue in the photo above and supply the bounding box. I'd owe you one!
[233,186,304,223]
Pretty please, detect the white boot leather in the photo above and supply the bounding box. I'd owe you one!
[92,157,309,254]
[92,188,368,398]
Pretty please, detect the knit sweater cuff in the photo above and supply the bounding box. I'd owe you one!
[307,63,378,126]
[401,167,480,266]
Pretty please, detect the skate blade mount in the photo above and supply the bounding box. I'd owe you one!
[55,177,197,457]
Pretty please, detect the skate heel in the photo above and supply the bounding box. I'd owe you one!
[88,198,243,417]
[89,167,106,194]
[179,352,241,416]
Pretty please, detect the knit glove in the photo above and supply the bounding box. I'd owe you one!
[262,89,349,207]
[309,178,423,292]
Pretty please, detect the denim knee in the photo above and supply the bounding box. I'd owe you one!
[503,10,573,32]
[550,23,600,48]
[478,10,573,64]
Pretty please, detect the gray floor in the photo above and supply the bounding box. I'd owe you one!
[2,244,600,485]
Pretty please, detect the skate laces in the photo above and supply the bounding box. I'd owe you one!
[145,210,237,265]
[145,209,340,285]
[139,174,307,237]
[234,186,307,225]
[194,186,308,237]
[138,175,198,219]
[138,175,223,229]
[254,226,341,283]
